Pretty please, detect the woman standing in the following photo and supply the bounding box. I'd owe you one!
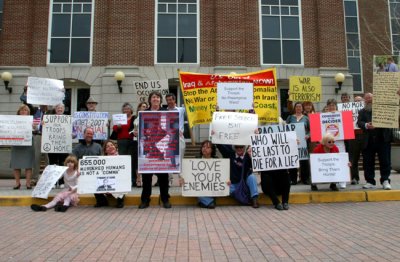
[139,91,171,209]
[132,102,148,187]
[286,102,310,185]
[10,104,35,189]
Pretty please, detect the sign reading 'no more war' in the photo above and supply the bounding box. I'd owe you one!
[78,156,131,194]
[181,159,230,197]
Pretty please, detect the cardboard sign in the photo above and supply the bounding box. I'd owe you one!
[133,79,169,104]
[27,77,65,106]
[32,165,68,199]
[309,111,354,142]
[72,112,109,140]
[258,123,308,160]
[310,153,350,183]
[179,69,278,127]
[211,112,258,145]
[112,114,127,126]
[181,159,230,197]
[250,132,299,171]
[0,115,33,146]
[41,115,72,153]
[372,103,400,128]
[78,156,131,194]
[138,111,181,173]
[337,102,364,129]
[372,72,400,105]
[217,82,254,110]
[289,76,322,102]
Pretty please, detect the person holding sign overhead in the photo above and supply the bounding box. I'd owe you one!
[10,104,35,190]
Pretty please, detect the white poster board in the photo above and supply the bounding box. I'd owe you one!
[181,159,230,197]
[259,123,308,160]
[0,115,33,146]
[250,132,299,171]
[41,115,72,153]
[217,82,254,110]
[72,112,109,140]
[133,79,169,104]
[338,102,364,129]
[78,156,131,194]
[310,153,350,183]
[211,112,258,145]
[112,114,127,125]
[32,165,68,199]
[27,77,65,106]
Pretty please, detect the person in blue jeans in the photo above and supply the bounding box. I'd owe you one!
[216,144,259,208]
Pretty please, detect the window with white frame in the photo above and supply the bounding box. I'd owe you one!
[389,0,400,56]
[260,0,303,65]
[156,0,198,64]
[48,0,93,64]
[344,0,363,92]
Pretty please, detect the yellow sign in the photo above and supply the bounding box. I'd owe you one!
[289,76,321,102]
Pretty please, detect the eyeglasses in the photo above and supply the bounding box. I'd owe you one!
[327,140,335,144]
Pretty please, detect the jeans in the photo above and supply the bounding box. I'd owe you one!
[198,197,214,206]
[230,174,259,198]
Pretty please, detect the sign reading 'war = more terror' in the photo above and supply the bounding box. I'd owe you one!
[41,115,72,153]
[27,77,65,106]
[179,69,278,128]
[0,115,33,146]
[217,82,254,110]
[250,132,299,172]
[72,112,109,140]
[78,156,132,194]
[211,112,258,145]
[289,76,322,102]
[181,159,230,197]
[258,123,309,160]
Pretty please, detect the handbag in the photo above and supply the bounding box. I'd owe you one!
[232,176,251,205]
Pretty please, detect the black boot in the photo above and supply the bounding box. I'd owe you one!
[116,196,124,208]
[31,204,47,212]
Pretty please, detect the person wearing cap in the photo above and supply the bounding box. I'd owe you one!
[86,96,98,111]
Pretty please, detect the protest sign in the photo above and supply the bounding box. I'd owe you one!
[372,103,400,128]
[133,79,169,104]
[258,123,308,160]
[310,153,350,183]
[181,159,230,197]
[41,115,72,153]
[289,76,321,102]
[179,69,278,127]
[337,102,364,129]
[372,72,400,105]
[32,165,68,199]
[27,77,65,106]
[211,112,258,145]
[78,156,131,194]
[138,111,181,173]
[72,112,109,140]
[0,115,33,146]
[112,114,127,126]
[250,132,299,172]
[217,82,253,110]
[309,111,354,142]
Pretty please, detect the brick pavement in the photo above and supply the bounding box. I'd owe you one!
[0,202,399,261]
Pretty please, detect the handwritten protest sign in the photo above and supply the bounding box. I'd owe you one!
[250,132,299,172]
[72,112,109,140]
[0,115,33,146]
[310,153,350,183]
[289,76,321,102]
[133,79,169,104]
[112,114,127,126]
[337,102,364,129]
[211,112,258,145]
[41,115,72,153]
[258,123,308,160]
[138,111,181,173]
[179,69,278,127]
[27,77,65,106]
[181,159,230,197]
[78,156,131,194]
[309,111,354,142]
[32,165,68,199]
[373,72,400,105]
[372,103,399,128]
[217,82,253,110]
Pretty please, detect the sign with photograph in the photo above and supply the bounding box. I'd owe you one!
[72,112,109,140]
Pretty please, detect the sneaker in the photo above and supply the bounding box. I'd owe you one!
[382,180,392,190]
[338,182,346,189]
[362,183,376,189]
[59,184,65,189]
[275,203,284,211]
[282,203,289,210]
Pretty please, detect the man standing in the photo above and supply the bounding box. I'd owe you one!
[357,93,392,190]
[86,96,98,111]
[386,56,399,72]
